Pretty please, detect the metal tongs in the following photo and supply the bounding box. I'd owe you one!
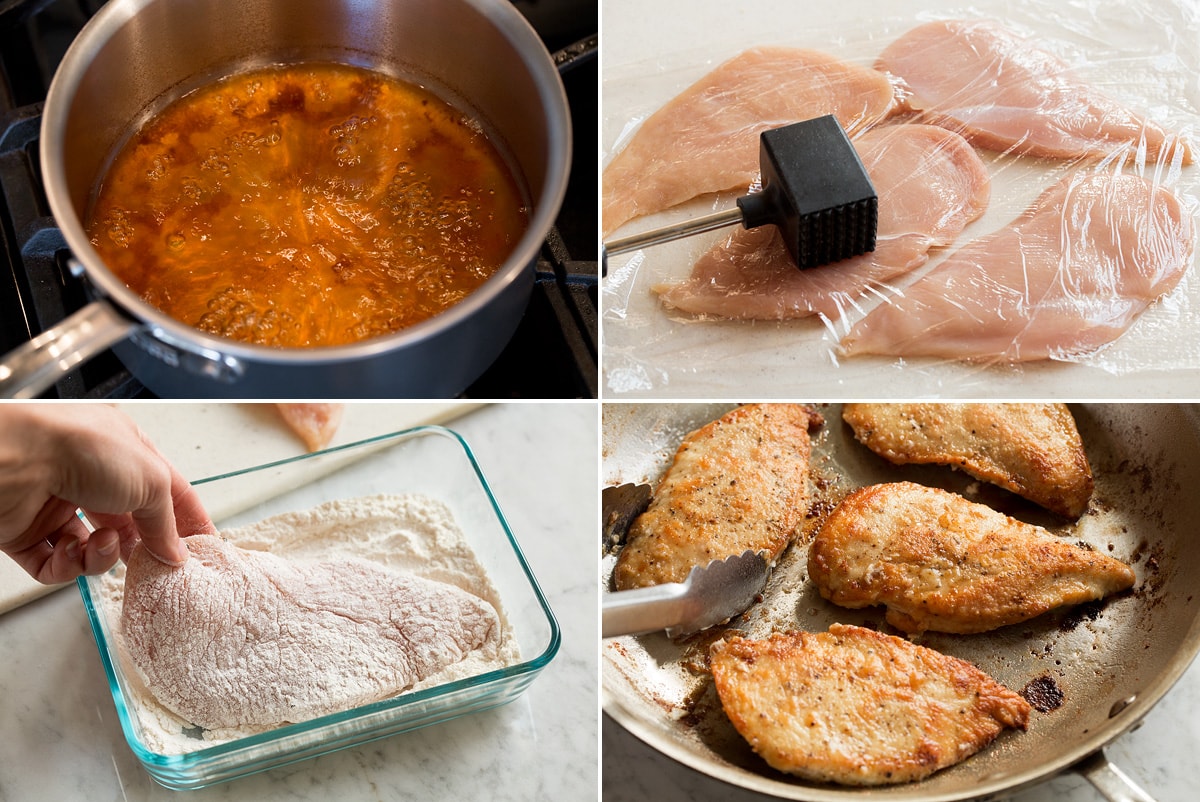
[602,483,771,639]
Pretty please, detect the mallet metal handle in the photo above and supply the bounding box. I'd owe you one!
[603,206,744,258]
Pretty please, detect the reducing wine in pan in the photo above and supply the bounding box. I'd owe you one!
[87,62,529,348]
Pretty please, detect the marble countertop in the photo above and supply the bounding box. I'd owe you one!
[604,656,1200,802]
[0,402,597,802]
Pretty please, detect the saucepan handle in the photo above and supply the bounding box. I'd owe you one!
[1074,749,1158,802]
[0,299,137,399]
[552,34,597,75]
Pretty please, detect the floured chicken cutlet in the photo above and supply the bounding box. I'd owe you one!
[602,47,899,234]
[808,482,1135,634]
[840,172,1193,362]
[877,19,1191,164]
[122,535,499,729]
[612,403,821,590]
[710,624,1030,785]
[654,124,989,321]
[842,403,1093,518]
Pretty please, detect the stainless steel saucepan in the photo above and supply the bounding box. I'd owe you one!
[0,0,573,398]
[602,403,1200,802]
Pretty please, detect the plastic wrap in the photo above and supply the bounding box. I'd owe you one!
[601,0,1200,398]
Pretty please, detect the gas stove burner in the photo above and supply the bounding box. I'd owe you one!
[0,0,596,398]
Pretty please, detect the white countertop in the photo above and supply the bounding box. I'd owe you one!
[0,402,597,802]
[604,653,1200,802]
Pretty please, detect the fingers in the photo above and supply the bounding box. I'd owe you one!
[44,527,121,583]
[81,509,143,563]
[0,405,212,582]
[0,497,80,580]
[53,412,195,568]
[85,437,211,566]
[6,518,119,584]
[81,528,121,575]
[5,538,54,583]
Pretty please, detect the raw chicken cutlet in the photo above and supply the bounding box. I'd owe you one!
[612,403,821,590]
[877,19,1192,164]
[808,482,1136,634]
[654,124,989,320]
[842,403,1093,518]
[602,46,899,234]
[709,625,1030,785]
[276,402,343,451]
[122,535,499,730]
[841,171,1194,361]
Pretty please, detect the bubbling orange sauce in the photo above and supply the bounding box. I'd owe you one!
[87,62,529,348]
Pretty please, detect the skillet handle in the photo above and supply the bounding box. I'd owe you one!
[1074,749,1158,802]
[0,299,137,399]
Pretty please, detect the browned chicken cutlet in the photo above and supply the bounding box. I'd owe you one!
[709,624,1030,785]
[613,403,822,590]
[842,403,1093,518]
[809,482,1136,634]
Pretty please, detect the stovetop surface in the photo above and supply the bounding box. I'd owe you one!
[0,0,597,398]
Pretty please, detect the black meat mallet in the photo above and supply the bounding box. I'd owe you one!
[603,114,878,269]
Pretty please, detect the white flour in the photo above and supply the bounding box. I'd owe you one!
[97,493,520,754]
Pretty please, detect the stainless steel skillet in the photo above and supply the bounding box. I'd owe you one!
[601,403,1200,802]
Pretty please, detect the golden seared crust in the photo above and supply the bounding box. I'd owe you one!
[808,482,1136,634]
[709,624,1030,785]
[613,404,822,590]
[842,403,1093,518]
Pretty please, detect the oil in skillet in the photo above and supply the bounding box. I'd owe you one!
[87,62,529,348]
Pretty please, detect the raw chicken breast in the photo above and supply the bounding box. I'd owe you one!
[602,47,899,234]
[275,403,343,451]
[877,20,1192,164]
[842,172,1194,361]
[653,125,989,320]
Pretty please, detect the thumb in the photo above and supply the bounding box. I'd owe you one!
[133,514,190,566]
[128,427,203,567]
[135,445,215,565]
[130,473,191,566]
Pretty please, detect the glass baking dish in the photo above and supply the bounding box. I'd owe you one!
[77,424,560,790]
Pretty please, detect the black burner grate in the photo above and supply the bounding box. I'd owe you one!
[0,0,597,399]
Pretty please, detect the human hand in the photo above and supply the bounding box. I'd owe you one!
[0,404,216,584]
